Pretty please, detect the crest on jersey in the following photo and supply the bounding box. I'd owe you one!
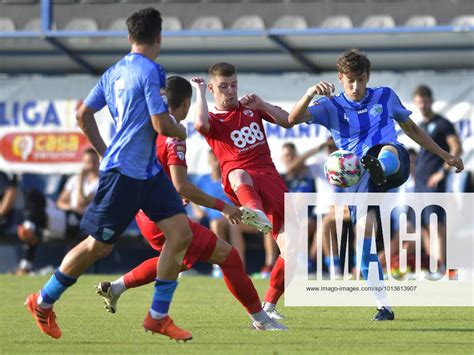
[177,151,185,160]
[369,104,383,117]
[243,109,254,117]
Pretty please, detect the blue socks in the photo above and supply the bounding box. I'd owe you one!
[360,238,384,281]
[150,279,178,319]
[324,256,341,270]
[39,270,77,307]
[377,149,399,176]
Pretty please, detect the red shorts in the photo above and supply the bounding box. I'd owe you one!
[223,167,287,240]
[135,212,217,270]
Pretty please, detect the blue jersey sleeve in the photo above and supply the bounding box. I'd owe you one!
[389,88,412,123]
[144,66,168,115]
[84,76,106,110]
[307,97,330,128]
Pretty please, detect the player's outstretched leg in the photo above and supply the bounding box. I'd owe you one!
[215,245,287,330]
[96,257,158,313]
[144,214,193,341]
[359,236,395,321]
[234,182,272,233]
[262,256,285,320]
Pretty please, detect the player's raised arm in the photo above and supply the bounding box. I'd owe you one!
[191,77,211,134]
[240,93,292,128]
[150,113,187,140]
[288,82,335,126]
[399,118,464,173]
[169,165,242,224]
[76,104,107,158]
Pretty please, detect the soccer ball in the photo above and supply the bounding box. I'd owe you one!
[324,150,361,188]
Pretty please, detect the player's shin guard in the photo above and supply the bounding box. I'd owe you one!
[264,256,285,304]
[219,247,262,314]
[235,184,264,211]
[124,257,159,289]
[38,270,77,308]
[360,238,390,309]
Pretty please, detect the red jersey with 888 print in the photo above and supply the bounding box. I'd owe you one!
[200,104,277,178]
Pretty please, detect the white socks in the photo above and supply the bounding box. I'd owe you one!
[110,277,127,296]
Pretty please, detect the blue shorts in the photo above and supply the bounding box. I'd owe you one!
[81,169,185,244]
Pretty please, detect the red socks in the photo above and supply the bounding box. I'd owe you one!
[235,184,264,211]
[264,256,285,304]
[123,257,158,289]
[219,248,262,314]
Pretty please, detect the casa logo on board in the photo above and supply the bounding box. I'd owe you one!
[243,109,254,117]
[369,104,383,117]
[1,132,89,163]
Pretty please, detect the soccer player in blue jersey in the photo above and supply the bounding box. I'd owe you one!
[288,49,463,321]
[25,8,194,341]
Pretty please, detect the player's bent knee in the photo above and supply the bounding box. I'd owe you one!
[209,239,232,265]
[87,237,114,259]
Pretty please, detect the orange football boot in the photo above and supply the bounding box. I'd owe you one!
[143,313,192,341]
[25,293,61,339]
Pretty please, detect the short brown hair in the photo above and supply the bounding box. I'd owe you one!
[413,85,433,99]
[337,49,371,76]
[209,62,236,78]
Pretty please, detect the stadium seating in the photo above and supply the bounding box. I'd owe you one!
[404,15,437,28]
[189,16,224,30]
[451,15,474,26]
[0,0,473,32]
[0,17,16,31]
[63,18,99,31]
[162,16,183,31]
[232,15,265,30]
[319,15,353,29]
[361,14,396,28]
[272,15,308,29]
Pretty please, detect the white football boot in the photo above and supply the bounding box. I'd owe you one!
[252,319,288,331]
[262,301,285,320]
[240,207,272,234]
[95,282,120,314]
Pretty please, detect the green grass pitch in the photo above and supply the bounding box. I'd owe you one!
[1,274,473,354]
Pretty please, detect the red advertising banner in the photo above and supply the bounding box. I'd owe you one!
[1,132,90,163]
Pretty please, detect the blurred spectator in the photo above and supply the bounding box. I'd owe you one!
[16,148,100,274]
[193,150,249,273]
[413,85,463,273]
[0,172,22,236]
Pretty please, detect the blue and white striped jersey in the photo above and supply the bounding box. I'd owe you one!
[307,87,411,158]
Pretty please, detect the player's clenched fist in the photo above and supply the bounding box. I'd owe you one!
[306,81,335,98]
[191,77,206,91]
[240,93,264,110]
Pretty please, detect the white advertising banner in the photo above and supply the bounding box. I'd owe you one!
[0,71,473,175]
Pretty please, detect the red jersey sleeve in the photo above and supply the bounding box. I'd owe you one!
[165,137,187,168]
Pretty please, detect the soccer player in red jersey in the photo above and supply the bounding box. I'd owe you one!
[96,76,287,331]
[191,63,294,319]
